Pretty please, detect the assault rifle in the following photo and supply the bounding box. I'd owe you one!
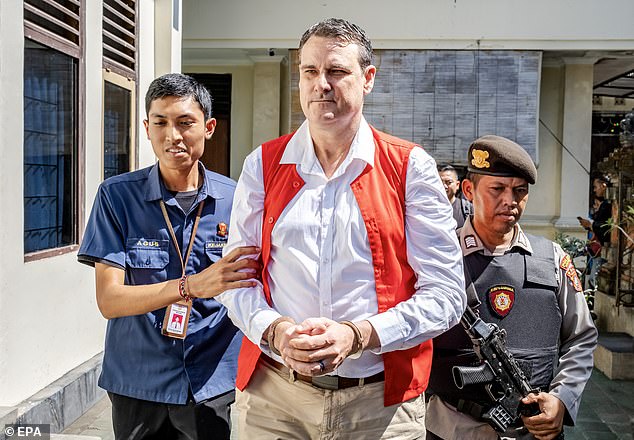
[452,306,541,433]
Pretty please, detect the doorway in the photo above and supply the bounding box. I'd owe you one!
[188,73,231,177]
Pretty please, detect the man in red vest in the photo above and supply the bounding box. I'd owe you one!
[216,18,466,438]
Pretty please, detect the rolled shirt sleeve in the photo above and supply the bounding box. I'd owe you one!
[367,146,467,353]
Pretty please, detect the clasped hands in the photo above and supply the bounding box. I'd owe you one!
[272,317,358,376]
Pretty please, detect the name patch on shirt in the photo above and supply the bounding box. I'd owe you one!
[134,239,161,248]
[206,241,226,250]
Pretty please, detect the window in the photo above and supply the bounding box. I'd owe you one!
[24,40,79,254]
[102,0,137,179]
[23,0,83,258]
[103,71,135,179]
[103,0,136,77]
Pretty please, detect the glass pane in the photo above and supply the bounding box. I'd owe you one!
[23,39,77,253]
[103,81,132,179]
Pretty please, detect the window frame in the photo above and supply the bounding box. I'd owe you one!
[23,2,85,262]
[102,69,137,181]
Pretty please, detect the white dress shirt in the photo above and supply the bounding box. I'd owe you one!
[217,118,466,378]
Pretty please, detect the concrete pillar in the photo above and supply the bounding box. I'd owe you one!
[154,0,182,76]
[555,58,596,230]
[523,60,564,238]
[250,56,285,146]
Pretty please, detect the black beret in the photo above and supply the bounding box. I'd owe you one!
[467,135,537,184]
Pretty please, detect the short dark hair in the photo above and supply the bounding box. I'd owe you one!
[439,165,459,181]
[593,174,611,186]
[464,172,483,187]
[145,73,213,120]
[299,18,373,70]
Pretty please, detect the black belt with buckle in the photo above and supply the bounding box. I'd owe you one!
[261,354,384,390]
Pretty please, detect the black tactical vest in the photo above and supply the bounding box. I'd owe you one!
[428,234,562,405]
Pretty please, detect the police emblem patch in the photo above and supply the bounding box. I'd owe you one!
[216,222,228,237]
[560,254,583,292]
[471,149,490,169]
[487,285,515,317]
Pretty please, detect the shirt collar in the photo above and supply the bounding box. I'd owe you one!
[459,217,533,256]
[145,162,223,202]
[280,117,375,173]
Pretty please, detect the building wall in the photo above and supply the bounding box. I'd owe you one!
[182,1,634,237]
[524,63,565,238]
[0,1,170,407]
[183,0,634,50]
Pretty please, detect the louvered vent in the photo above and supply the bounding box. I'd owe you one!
[24,0,81,56]
[103,0,136,77]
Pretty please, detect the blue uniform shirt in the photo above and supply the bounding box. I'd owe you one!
[78,163,242,404]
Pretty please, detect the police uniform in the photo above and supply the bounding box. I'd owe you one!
[425,136,598,440]
[78,163,241,439]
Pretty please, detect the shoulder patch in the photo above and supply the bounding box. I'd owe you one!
[464,235,478,249]
[560,254,583,292]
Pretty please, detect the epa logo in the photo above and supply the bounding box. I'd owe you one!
[4,424,50,439]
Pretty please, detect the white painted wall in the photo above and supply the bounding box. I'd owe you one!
[0,0,26,406]
[183,0,634,50]
[154,0,182,77]
[137,1,160,169]
[0,0,169,407]
[522,63,565,238]
[0,2,106,407]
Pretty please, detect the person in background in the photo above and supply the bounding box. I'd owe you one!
[578,175,612,289]
[78,73,259,440]
[578,175,612,246]
[439,164,473,229]
[426,135,597,440]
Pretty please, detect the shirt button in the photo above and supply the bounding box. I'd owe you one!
[268,216,274,224]
[292,181,300,188]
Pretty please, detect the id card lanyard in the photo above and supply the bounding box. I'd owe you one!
[160,199,205,339]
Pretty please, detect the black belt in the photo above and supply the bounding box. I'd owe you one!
[261,354,384,390]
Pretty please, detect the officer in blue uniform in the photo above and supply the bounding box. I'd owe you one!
[426,135,597,440]
[78,74,259,439]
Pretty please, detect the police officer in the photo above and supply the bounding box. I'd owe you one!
[426,135,598,440]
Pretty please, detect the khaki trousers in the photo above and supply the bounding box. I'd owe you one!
[234,359,426,440]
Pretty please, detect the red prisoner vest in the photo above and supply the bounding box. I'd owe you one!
[235,126,433,406]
